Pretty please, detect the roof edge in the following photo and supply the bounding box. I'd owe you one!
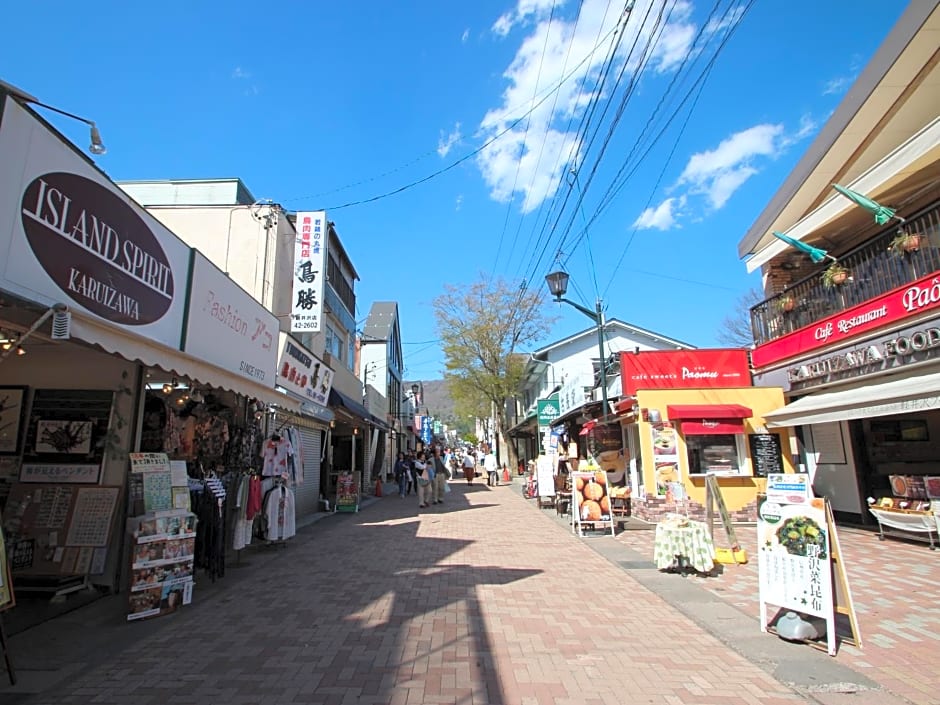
[736,1,935,258]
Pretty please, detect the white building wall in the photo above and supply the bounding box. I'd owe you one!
[361,344,387,397]
[120,180,243,206]
[544,330,670,393]
[116,203,298,338]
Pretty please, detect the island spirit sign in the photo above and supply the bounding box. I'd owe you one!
[0,95,189,349]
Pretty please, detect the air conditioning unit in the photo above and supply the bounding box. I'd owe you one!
[51,310,71,340]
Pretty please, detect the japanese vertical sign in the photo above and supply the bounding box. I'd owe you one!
[758,486,836,654]
[291,211,327,333]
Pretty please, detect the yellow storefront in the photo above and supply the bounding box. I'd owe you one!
[616,350,796,522]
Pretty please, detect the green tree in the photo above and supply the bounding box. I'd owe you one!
[434,276,555,473]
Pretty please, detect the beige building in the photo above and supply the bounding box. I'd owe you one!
[738,2,940,524]
[120,178,380,505]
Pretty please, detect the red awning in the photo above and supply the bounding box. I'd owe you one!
[666,404,752,419]
[579,420,597,436]
[680,419,745,435]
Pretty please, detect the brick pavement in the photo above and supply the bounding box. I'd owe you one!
[614,513,940,705]
[0,480,904,705]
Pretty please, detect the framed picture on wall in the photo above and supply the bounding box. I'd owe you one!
[0,386,28,455]
[34,420,94,455]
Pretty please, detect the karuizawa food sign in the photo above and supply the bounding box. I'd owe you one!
[757,475,836,655]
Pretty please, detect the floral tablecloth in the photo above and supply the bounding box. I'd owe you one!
[653,520,715,573]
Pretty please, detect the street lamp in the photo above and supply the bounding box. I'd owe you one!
[545,271,608,422]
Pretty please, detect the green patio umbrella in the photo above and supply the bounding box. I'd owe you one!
[772,231,836,264]
[832,184,904,225]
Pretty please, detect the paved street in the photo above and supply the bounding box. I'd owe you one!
[1,479,926,705]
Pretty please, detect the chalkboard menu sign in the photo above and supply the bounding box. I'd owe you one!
[748,433,784,477]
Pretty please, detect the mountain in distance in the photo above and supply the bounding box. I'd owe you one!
[407,379,458,426]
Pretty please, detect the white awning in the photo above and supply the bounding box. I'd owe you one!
[764,369,940,428]
[745,116,940,273]
[70,312,300,411]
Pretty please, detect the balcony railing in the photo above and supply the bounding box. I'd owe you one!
[750,201,940,346]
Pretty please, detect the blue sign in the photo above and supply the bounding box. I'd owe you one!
[421,416,433,444]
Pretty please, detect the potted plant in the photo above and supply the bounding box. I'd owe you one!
[777,293,796,313]
[889,230,922,255]
[821,262,850,288]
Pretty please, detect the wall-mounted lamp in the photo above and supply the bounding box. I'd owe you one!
[28,96,106,155]
[162,378,177,395]
[329,420,336,429]
[16,346,25,357]
[353,427,359,436]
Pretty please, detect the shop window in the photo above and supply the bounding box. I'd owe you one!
[324,323,343,361]
[870,418,929,442]
[686,434,746,476]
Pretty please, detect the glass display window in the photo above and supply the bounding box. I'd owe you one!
[686,433,746,475]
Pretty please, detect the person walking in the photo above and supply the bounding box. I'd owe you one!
[462,450,476,485]
[431,447,449,505]
[406,452,417,495]
[483,446,499,486]
[414,451,433,509]
[393,452,409,498]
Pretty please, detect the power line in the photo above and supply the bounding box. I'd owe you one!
[279,24,626,214]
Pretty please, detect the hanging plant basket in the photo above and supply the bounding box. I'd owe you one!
[777,295,796,313]
[889,231,922,256]
[821,263,850,289]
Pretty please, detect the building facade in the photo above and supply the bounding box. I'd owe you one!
[737,2,940,523]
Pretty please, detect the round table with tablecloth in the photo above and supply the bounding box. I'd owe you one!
[652,518,716,574]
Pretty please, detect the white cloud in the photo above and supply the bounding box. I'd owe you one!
[461,28,470,43]
[231,66,251,80]
[677,124,783,207]
[455,194,464,211]
[492,0,559,37]
[649,2,697,74]
[437,123,462,158]
[477,0,709,213]
[636,115,818,227]
[634,197,679,230]
[822,75,851,96]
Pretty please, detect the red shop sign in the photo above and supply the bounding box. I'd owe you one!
[619,349,751,395]
[753,270,940,369]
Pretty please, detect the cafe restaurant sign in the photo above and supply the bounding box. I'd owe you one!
[620,349,751,395]
[275,332,334,407]
[753,270,940,369]
[0,96,189,348]
[184,252,278,387]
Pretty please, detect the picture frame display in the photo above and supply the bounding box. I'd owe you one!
[0,386,28,456]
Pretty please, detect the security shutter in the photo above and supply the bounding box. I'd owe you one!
[295,426,322,519]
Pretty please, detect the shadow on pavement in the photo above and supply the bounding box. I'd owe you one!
[5,480,539,705]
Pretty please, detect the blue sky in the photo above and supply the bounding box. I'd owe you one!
[1,0,906,379]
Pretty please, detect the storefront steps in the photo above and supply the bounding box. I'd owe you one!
[526,494,914,705]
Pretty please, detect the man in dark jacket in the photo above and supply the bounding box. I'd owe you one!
[393,452,410,498]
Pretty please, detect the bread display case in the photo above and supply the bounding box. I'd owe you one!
[867,481,939,549]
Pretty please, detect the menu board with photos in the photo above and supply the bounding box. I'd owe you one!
[748,433,784,477]
[2,484,120,576]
